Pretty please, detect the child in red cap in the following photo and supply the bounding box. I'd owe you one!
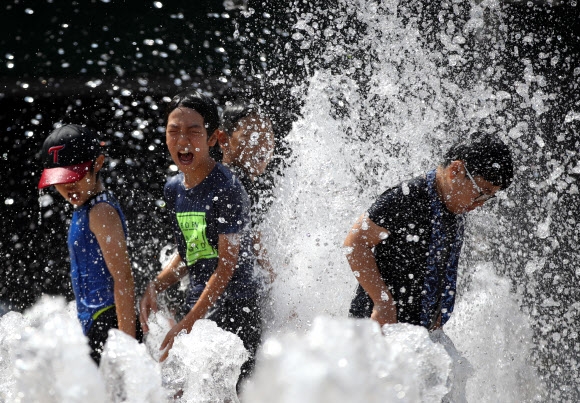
[38,124,141,364]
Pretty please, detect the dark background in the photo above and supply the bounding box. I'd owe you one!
[0,0,303,310]
[1,0,580,399]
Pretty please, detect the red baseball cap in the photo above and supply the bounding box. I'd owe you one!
[38,124,103,189]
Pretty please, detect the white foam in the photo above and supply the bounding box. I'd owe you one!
[243,317,451,403]
[143,310,174,362]
[162,319,249,402]
[100,329,163,402]
[446,263,546,401]
[0,311,30,401]
[13,296,106,403]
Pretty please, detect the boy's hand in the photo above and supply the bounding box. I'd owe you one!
[139,282,159,333]
[159,321,188,362]
[431,314,442,331]
[371,300,397,328]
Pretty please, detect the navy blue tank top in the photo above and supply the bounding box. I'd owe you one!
[68,191,127,334]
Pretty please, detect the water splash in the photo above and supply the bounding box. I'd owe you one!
[0,311,30,402]
[100,330,163,402]
[446,263,546,402]
[162,319,248,402]
[1,0,566,400]
[10,296,106,403]
[0,297,249,402]
[243,317,451,403]
[256,0,545,401]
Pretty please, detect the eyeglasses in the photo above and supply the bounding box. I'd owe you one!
[464,166,496,203]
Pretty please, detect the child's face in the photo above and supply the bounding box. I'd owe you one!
[225,114,274,178]
[53,167,100,208]
[443,164,500,214]
[166,107,215,173]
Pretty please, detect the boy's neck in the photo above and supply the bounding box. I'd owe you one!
[95,180,105,194]
[182,159,216,189]
[435,166,454,213]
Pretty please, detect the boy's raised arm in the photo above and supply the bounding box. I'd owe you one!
[89,202,136,338]
[344,214,397,327]
[158,233,240,361]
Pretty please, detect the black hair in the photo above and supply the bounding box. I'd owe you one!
[221,100,265,136]
[444,132,514,190]
[165,90,220,135]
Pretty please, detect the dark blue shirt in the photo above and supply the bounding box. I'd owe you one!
[350,174,464,328]
[164,163,259,306]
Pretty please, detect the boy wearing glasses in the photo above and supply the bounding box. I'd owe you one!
[345,133,513,330]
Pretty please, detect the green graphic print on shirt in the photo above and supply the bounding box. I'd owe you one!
[176,212,218,265]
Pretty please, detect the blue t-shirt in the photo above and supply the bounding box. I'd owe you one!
[164,163,259,307]
[68,191,126,334]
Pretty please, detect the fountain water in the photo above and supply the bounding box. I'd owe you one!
[2,0,578,401]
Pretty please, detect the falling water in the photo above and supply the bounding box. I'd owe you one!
[2,0,579,401]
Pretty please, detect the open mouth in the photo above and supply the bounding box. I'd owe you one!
[178,152,194,165]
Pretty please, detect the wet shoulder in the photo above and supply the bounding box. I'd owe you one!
[375,175,428,207]
[164,172,183,192]
[402,176,429,202]
[369,175,430,228]
[163,173,184,208]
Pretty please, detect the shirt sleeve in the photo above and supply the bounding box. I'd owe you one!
[368,182,416,232]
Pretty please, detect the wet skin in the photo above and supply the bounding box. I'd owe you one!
[436,161,501,215]
[165,107,217,188]
[53,155,105,208]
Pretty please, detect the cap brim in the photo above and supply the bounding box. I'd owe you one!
[38,161,93,189]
